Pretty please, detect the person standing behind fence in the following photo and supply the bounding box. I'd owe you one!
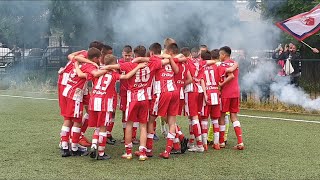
[272,43,301,86]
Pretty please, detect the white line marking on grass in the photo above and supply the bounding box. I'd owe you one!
[0,94,58,101]
[1,94,319,124]
[239,114,320,124]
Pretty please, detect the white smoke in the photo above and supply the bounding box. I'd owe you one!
[240,59,320,111]
[271,77,320,111]
[110,1,280,50]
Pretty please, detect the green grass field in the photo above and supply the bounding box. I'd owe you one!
[1,91,320,180]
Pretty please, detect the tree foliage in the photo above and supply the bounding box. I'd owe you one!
[248,0,320,56]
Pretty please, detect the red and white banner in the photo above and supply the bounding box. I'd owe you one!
[276,4,320,41]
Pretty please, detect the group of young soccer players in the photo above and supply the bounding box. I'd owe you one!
[57,38,244,161]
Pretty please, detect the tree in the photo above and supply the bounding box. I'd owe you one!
[248,0,320,53]
[0,1,50,48]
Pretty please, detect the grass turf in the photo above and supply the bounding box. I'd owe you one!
[1,92,320,179]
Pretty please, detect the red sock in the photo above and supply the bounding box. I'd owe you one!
[71,127,81,151]
[146,133,154,152]
[189,119,194,144]
[192,119,202,146]
[91,128,99,148]
[173,136,181,150]
[98,132,107,156]
[219,125,226,144]
[139,146,147,156]
[233,121,243,144]
[165,133,175,153]
[176,125,185,142]
[60,126,70,149]
[81,113,89,134]
[125,143,133,155]
[106,119,115,137]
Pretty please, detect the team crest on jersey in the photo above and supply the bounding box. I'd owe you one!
[165,64,172,72]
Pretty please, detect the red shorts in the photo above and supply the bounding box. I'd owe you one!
[184,92,199,117]
[150,91,179,117]
[83,94,90,106]
[126,100,149,123]
[88,110,111,127]
[198,93,206,116]
[58,84,67,116]
[203,105,221,119]
[62,98,83,123]
[120,95,127,111]
[221,98,240,113]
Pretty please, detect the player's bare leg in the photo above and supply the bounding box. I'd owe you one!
[230,113,244,150]
[121,111,126,143]
[146,115,157,157]
[138,123,148,161]
[79,105,91,147]
[219,113,226,148]
[122,121,133,159]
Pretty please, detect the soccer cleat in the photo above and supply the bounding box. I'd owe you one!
[108,136,116,143]
[134,151,141,157]
[188,146,204,153]
[132,138,139,145]
[61,149,71,157]
[139,152,148,161]
[213,144,221,150]
[146,151,153,157]
[207,141,213,145]
[180,138,189,154]
[203,144,208,151]
[187,143,195,149]
[79,136,91,147]
[71,149,85,156]
[107,138,115,145]
[170,149,182,154]
[219,142,226,148]
[97,153,111,160]
[233,143,245,150]
[89,147,97,159]
[153,134,160,141]
[159,151,170,159]
[121,153,133,160]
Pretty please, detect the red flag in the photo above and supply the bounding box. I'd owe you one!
[276,4,320,41]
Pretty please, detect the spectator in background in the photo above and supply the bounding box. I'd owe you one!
[272,43,301,86]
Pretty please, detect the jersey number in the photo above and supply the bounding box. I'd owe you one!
[204,70,217,86]
[95,74,112,91]
[135,67,150,83]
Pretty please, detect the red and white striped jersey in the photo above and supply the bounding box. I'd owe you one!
[174,59,189,99]
[118,58,133,97]
[218,59,240,98]
[202,64,220,105]
[185,58,206,93]
[57,51,88,86]
[62,63,97,102]
[89,71,120,112]
[153,56,177,94]
[120,60,162,102]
